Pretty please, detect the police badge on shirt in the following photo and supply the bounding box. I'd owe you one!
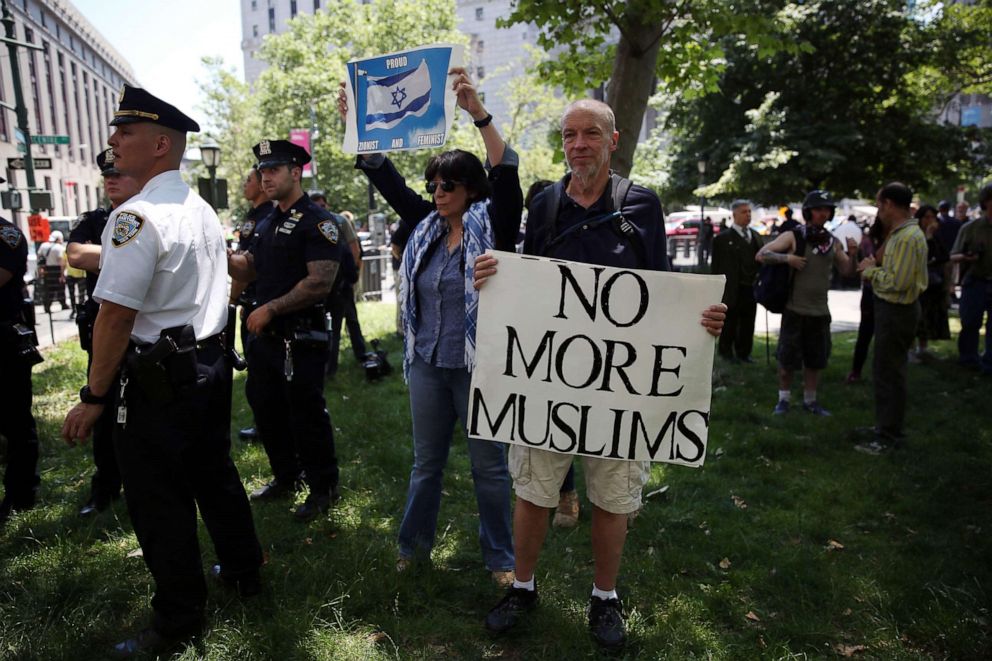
[112,211,145,247]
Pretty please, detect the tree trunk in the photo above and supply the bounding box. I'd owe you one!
[605,21,664,178]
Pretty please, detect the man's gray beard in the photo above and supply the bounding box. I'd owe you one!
[568,160,603,184]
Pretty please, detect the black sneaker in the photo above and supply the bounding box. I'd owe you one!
[250,477,300,501]
[209,564,262,598]
[485,584,538,634]
[588,595,626,650]
[294,492,332,521]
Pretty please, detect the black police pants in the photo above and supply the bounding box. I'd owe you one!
[328,288,367,374]
[0,347,39,505]
[719,285,757,360]
[114,345,262,638]
[86,351,121,500]
[246,335,339,494]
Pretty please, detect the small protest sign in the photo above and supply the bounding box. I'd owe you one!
[468,251,725,467]
[343,44,464,155]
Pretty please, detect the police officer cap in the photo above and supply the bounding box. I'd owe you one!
[110,84,201,133]
[253,139,311,170]
[802,189,836,210]
[938,199,951,210]
[96,148,120,176]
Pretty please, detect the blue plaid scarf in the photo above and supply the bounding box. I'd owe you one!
[399,200,493,381]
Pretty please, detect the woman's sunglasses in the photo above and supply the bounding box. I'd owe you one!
[425,180,461,194]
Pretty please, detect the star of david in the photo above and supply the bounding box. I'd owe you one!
[391,86,407,109]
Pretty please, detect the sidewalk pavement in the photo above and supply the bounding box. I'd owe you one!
[34,304,79,350]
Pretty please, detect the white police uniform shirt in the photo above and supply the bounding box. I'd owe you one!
[94,170,227,344]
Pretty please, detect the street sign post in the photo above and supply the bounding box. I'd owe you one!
[8,157,51,169]
[30,134,69,145]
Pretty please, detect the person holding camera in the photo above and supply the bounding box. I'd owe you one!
[61,86,263,657]
[950,183,992,374]
[0,192,40,526]
[66,148,141,517]
[340,68,521,584]
[757,190,858,416]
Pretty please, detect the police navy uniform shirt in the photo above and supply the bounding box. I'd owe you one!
[0,218,27,323]
[249,193,343,309]
[69,207,110,299]
[94,170,228,343]
[524,173,669,271]
[235,202,275,304]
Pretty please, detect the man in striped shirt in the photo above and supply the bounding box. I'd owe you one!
[856,182,928,453]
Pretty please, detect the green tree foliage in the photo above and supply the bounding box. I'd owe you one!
[197,0,568,222]
[196,57,265,223]
[662,0,989,205]
[500,0,797,177]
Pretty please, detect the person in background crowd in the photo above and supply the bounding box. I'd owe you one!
[697,215,714,265]
[937,199,963,305]
[310,194,367,378]
[64,251,86,320]
[37,231,67,313]
[855,182,927,454]
[712,199,761,364]
[0,185,39,527]
[913,205,950,360]
[774,207,800,235]
[66,147,141,517]
[847,217,887,384]
[343,69,520,586]
[232,166,274,444]
[758,190,858,416]
[950,184,992,374]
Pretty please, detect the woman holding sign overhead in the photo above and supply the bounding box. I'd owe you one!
[339,67,522,584]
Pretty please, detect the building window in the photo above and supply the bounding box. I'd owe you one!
[42,42,57,139]
[251,0,257,8]
[313,0,320,9]
[290,0,297,17]
[83,71,95,164]
[252,24,258,37]
[268,7,275,32]
[0,61,9,141]
[58,53,71,160]
[475,7,483,20]
[477,40,484,53]
[24,28,45,134]
[71,62,84,160]
[477,66,485,79]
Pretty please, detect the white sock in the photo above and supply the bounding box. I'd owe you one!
[803,390,817,405]
[513,577,535,591]
[592,584,618,600]
[778,390,791,403]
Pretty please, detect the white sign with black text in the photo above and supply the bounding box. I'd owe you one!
[468,251,725,467]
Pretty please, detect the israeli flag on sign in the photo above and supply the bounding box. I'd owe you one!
[365,59,431,130]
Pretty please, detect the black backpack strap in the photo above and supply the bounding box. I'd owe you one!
[541,180,565,255]
[608,173,647,269]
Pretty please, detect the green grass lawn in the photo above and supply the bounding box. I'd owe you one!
[1,302,990,659]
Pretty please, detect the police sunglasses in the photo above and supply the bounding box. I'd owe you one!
[425,180,462,194]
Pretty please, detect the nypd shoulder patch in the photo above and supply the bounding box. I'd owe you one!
[0,225,22,250]
[71,214,85,231]
[318,219,339,245]
[111,211,145,247]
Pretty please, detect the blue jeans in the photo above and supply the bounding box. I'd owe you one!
[958,276,992,372]
[398,356,514,571]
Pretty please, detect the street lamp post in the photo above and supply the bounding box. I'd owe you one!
[697,156,707,267]
[200,139,221,210]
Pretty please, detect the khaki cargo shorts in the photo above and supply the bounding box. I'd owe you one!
[508,445,650,515]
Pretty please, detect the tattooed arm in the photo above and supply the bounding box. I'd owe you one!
[246,260,339,334]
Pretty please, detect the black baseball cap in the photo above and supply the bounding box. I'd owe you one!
[110,84,200,133]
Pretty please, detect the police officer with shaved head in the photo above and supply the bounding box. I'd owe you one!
[61,86,262,658]
[227,139,343,521]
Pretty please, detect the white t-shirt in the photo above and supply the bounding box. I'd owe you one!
[94,170,227,344]
[38,241,65,267]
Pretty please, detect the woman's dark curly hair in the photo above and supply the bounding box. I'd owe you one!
[424,149,492,204]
